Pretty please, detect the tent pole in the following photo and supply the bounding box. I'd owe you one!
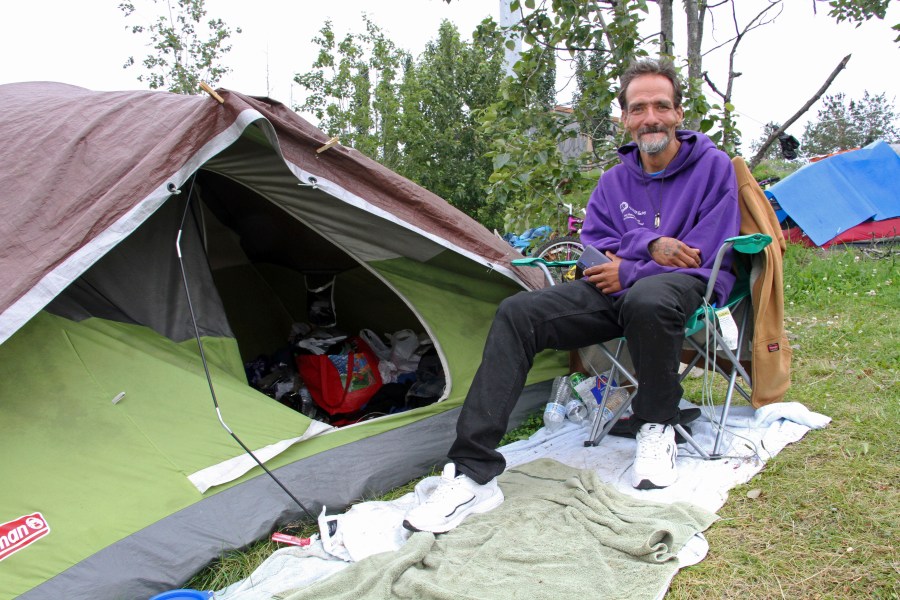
[175,176,317,522]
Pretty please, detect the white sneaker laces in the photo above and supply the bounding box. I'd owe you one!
[637,425,672,460]
[426,475,468,505]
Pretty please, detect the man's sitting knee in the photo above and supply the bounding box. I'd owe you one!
[497,290,533,316]
[622,288,674,314]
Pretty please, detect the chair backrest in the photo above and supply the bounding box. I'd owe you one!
[684,232,770,337]
[514,158,792,407]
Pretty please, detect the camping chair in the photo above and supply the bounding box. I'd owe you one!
[512,232,772,459]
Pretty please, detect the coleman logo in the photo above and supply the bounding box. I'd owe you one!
[0,513,50,562]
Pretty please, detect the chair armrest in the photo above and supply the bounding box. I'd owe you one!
[726,233,772,255]
[516,234,773,293]
[511,256,577,268]
[511,256,578,286]
[704,234,773,302]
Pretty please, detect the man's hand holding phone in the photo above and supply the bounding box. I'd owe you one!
[578,245,622,294]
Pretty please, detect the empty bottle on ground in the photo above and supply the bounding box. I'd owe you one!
[543,376,569,432]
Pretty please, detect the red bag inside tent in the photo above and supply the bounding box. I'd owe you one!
[296,336,383,415]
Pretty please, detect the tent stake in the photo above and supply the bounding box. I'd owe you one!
[199,82,225,104]
[317,136,340,153]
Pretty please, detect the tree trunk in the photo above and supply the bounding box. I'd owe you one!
[659,0,674,57]
[684,0,706,130]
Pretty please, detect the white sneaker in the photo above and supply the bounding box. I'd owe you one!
[632,423,678,489]
[403,463,504,533]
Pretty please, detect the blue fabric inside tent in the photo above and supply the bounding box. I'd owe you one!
[765,141,900,246]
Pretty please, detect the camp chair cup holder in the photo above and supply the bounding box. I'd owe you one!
[512,232,773,459]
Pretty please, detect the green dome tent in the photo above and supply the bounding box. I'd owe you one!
[0,82,564,600]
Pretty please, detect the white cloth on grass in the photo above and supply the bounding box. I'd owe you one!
[214,400,829,598]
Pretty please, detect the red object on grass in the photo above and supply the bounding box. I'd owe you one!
[271,532,313,547]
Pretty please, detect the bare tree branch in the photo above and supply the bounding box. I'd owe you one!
[701,0,781,148]
[747,54,852,169]
[702,71,728,99]
[702,1,783,57]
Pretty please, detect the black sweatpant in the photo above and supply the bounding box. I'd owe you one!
[448,272,706,484]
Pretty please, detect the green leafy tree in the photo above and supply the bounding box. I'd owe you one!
[479,0,784,232]
[295,17,507,229]
[369,18,404,167]
[294,17,407,162]
[801,91,900,156]
[120,0,240,94]
[573,48,615,165]
[396,20,508,229]
[534,47,557,111]
[479,0,646,233]
[823,0,900,43]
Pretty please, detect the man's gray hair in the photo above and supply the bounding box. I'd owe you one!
[618,58,683,112]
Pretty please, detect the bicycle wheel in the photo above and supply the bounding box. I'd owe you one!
[532,235,584,285]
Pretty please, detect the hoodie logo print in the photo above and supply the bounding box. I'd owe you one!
[620,201,647,226]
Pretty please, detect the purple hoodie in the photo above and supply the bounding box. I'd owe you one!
[580,130,740,306]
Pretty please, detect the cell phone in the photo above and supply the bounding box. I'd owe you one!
[575,245,611,279]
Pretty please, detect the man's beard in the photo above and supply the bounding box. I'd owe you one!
[636,127,673,155]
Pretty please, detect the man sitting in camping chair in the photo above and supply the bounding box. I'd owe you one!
[403,58,741,534]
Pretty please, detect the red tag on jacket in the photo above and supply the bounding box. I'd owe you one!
[767,343,780,352]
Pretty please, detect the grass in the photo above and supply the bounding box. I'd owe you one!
[187,479,421,592]
[667,243,899,599]
[188,243,899,597]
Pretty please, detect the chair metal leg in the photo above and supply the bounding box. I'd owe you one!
[674,424,712,459]
[685,336,752,404]
[579,298,754,459]
[710,369,741,456]
[584,386,635,447]
[581,339,638,447]
[711,309,750,456]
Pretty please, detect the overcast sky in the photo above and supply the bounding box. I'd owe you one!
[2,0,898,148]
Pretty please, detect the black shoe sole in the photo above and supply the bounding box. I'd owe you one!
[402,519,452,534]
[634,479,670,490]
[402,519,420,532]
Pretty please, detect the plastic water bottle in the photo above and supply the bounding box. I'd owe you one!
[596,386,630,427]
[571,372,630,428]
[564,373,590,424]
[543,376,568,432]
[573,375,599,413]
[565,397,589,424]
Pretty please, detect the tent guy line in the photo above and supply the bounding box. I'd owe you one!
[175,175,317,522]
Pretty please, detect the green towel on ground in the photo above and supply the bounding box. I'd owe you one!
[280,458,717,600]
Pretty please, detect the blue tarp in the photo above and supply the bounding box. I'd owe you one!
[765,141,900,246]
[502,225,551,253]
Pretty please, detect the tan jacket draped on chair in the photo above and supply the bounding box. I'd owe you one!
[732,156,792,407]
